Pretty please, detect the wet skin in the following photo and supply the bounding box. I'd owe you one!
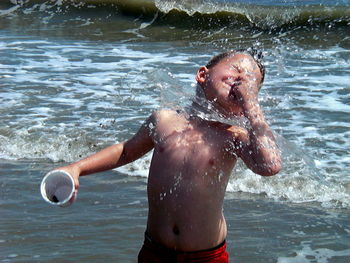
[57,53,282,251]
[146,110,237,251]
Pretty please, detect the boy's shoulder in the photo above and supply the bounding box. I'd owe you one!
[151,109,186,123]
[149,109,189,135]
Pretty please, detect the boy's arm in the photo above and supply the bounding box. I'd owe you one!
[230,83,282,176]
[56,114,155,188]
[239,99,282,176]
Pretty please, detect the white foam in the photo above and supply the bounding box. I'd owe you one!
[117,152,152,178]
[225,136,350,208]
[0,127,98,163]
[277,242,350,263]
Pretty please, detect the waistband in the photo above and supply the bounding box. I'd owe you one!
[143,231,227,257]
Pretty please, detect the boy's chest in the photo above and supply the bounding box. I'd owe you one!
[155,125,231,165]
[150,127,236,182]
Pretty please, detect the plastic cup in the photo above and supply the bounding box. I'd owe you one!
[40,170,77,207]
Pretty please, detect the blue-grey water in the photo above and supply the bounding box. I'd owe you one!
[1,0,350,262]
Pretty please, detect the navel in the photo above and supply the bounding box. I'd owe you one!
[209,158,215,166]
[173,225,180,235]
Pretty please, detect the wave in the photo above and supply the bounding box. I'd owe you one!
[154,0,350,28]
[5,0,350,29]
[2,124,348,209]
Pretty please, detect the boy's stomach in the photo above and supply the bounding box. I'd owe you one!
[145,184,228,252]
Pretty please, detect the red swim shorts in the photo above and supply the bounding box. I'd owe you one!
[138,233,229,263]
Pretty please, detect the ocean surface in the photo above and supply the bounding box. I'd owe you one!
[1,0,350,262]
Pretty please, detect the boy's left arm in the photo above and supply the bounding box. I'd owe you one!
[241,100,282,176]
[231,84,282,176]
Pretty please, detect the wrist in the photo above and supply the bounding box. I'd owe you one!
[242,99,261,120]
[68,163,82,177]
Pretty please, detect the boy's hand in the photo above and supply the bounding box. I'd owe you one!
[54,165,80,190]
[228,76,259,118]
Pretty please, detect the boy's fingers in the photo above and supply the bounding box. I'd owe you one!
[72,174,80,189]
[53,166,80,190]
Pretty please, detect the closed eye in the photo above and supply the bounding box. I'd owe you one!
[224,76,241,87]
[230,64,241,73]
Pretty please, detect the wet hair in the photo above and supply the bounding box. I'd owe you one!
[205,48,265,84]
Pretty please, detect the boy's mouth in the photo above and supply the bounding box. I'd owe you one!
[228,90,237,101]
[227,81,242,101]
[228,85,241,100]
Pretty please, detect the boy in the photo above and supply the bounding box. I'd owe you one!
[56,50,282,262]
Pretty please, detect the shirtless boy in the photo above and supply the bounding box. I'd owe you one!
[56,50,282,262]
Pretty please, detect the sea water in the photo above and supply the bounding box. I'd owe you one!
[1,0,349,262]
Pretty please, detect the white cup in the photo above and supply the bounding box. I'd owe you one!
[40,170,77,207]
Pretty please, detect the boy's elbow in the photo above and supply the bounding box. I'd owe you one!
[255,160,282,177]
[262,164,281,176]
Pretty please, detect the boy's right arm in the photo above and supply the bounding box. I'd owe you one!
[56,114,156,189]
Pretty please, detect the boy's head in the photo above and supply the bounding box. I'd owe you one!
[195,49,265,117]
[205,49,265,84]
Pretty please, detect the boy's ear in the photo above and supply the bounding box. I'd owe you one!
[196,66,209,86]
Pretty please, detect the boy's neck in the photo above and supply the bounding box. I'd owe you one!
[186,89,248,128]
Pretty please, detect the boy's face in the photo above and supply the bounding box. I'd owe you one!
[196,53,262,117]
